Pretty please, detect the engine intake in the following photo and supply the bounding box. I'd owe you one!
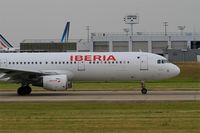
[43,75,68,91]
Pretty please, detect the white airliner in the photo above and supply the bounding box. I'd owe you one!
[0,50,180,95]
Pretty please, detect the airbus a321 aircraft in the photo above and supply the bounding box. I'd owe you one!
[0,34,180,95]
[0,49,180,95]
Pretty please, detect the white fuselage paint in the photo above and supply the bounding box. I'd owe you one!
[0,52,180,82]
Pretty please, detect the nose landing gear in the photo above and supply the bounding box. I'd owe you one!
[141,81,147,94]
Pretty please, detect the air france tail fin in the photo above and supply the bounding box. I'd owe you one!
[61,22,70,43]
[0,34,13,49]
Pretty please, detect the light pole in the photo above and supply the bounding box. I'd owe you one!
[164,22,168,36]
[124,15,139,52]
[124,14,139,36]
[86,26,90,42]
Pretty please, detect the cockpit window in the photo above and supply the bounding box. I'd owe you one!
[157,60,161,64]
[163,60,168,63]
[157,59,168,64]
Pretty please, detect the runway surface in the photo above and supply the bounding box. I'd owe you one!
[0,90,200,102]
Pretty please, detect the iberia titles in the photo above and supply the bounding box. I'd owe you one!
[70,55,116,62]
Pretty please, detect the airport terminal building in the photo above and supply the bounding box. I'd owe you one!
[21,32,200,62]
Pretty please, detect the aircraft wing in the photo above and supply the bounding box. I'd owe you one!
[0,68,43,82]
[0,68,72,83]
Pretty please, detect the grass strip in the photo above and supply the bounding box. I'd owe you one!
[0,101,199,133]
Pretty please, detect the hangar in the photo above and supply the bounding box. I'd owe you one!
[20,32,200,62]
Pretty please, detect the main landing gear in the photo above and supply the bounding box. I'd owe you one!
[141,81,147,94]
[17,85,32,96]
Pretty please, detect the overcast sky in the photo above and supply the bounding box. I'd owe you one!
[0,0,200,47]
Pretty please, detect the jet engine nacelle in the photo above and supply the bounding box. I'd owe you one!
[43,75,68,91]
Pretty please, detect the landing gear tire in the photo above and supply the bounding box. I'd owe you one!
[140,81,148,95]
[141,88,147,95]
[25,86,32,95]
[17,86,32,96]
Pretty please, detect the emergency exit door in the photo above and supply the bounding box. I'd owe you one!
[78,61,85,71]
[0,59,7,67]
[140,55,148,70]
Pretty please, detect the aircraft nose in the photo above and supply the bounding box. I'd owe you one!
[171,64,180,77]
